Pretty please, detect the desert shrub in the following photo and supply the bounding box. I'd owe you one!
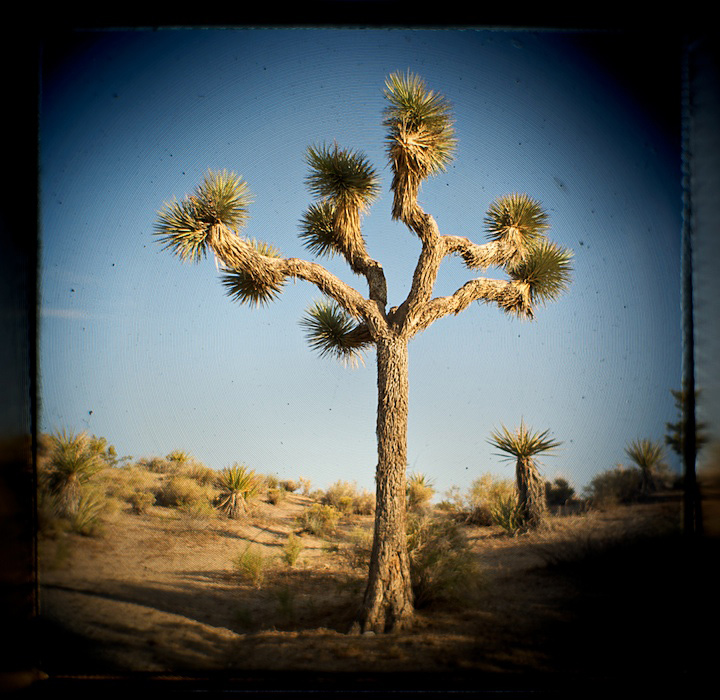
[439,474,515,526]
[298,477,312,495]
[234,544,271,587]
[296,503,342,537]
[137,456,175,474]
[216,464,261,518]
[264,474,280,490]
[129,490,156,514]
[545,477,576,506]
[279,480,298,493]
[321,480,375,515]
[490,492,525,535]
[407,472,435,513]
[185,462,217,486]
[407,514,481,608]
[178,500,216,530]
[267,487,286,505]
[281,533,304,566]
[337,528,374,571]
[584,465,644,506]
[156,475,211,507]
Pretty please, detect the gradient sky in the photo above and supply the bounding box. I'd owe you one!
[39,28,684,498]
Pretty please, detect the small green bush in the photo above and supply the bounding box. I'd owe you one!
[407,514,481,608]
[440,474,515,526]
[296,503,342,537]
[281,533,304,566]
[584,465,644,506]
[234,545,271,588]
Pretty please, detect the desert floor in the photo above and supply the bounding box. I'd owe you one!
[30,492,716,697]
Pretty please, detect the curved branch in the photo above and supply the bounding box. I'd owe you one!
[207,223,388,336]
[442,235,517,270]
[408,277,532,335]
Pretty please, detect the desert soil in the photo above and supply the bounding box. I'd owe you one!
[32,493,713,696]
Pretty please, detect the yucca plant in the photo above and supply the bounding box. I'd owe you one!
[155,72,572,633]
[489,491,525,535]
[624,438,668,495]
[489,420,562,531]
[406,472,435,512]
[68,487,107,536]
[216,463,261,519]
[45,430,105,517]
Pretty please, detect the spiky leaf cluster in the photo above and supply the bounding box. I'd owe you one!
[624,439,666,471]
[489,421,562,461]
[220,239,285,307]
[383,71,457,177]
[299,299,373,367]
[298,200,344,258]
[305,143,380,212]
[507,240,573,307]
[484,193,549,260]
[155,170,252,262]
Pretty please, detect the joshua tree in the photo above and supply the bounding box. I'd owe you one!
[624,438,668,495]
[154,72,572,632]
[488,420,562,530]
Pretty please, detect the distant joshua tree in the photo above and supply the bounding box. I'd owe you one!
[624,438,668,495]
[489,421,562,530]
[154,72,572,632]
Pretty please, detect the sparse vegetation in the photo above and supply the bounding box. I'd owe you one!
[233,544,272,588]
[321,480,375,515]
[296,503,342,537]
[281,533,304,567]
[438,473,515,526]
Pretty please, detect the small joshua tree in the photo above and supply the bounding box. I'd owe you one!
[624,438,668,496]
[488,420,562,531]
[155,72,572,631]
[216,463,261,519]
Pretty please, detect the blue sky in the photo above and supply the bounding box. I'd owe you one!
[39,28,684,498]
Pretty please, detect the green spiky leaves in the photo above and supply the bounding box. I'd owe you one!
[507,240,573,308]
[383,71,457,177]
[220,239,286,307]
[299,299,373,366]
[484,193,549,257]
[624,439,666,471]
[488,420,562,461]
[305,143,380,213]
[155,170,252,262]
[298,200,344,258]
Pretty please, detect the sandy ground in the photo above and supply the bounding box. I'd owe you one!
[28,492,714,696]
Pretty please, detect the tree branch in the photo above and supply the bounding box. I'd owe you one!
[207,224,388,336]
[408,277,532,335]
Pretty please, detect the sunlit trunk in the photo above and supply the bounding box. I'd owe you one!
[361,335,414,632]
[516,457,547,530]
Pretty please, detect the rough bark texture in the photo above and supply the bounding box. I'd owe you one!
[361,335,414,633]
[516,457,547,530]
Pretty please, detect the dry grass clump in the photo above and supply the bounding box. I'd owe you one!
[296,503,342,537]
[155,474,216,508]
[406,513,482,608]
[233,545,271,587]
[320,480,375,515]
[438,473,515,526]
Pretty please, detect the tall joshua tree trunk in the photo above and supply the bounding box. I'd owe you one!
[155,72,573,633]
[515,457,547,530]
[362,335,414,632]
